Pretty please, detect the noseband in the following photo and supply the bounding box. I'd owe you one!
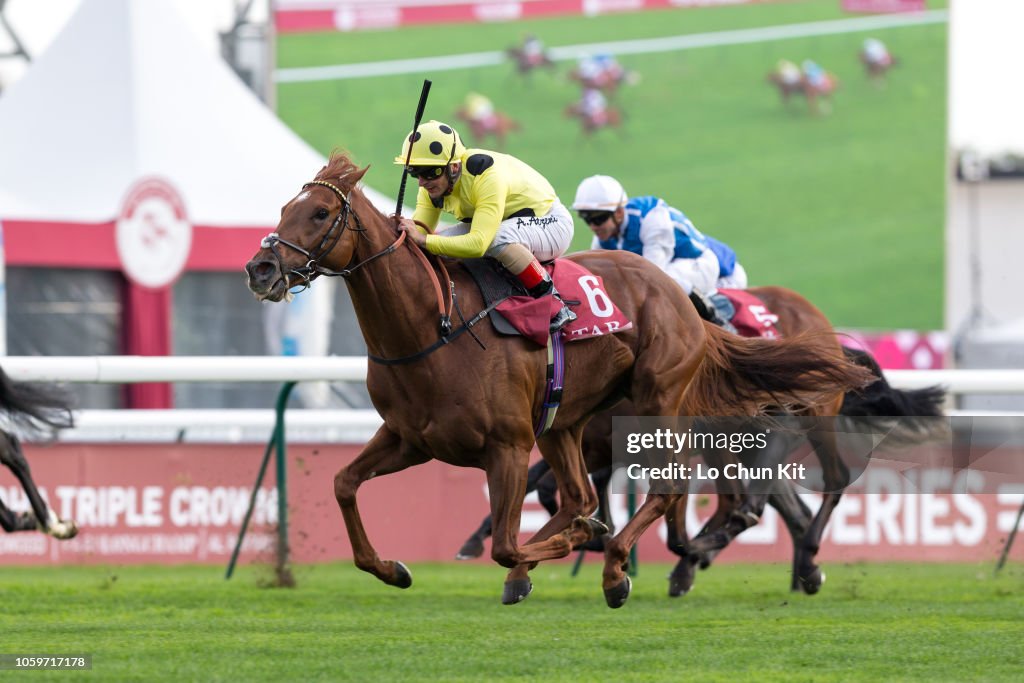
[260,179,403,292]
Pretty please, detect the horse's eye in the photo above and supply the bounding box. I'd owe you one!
[315,208,329,220]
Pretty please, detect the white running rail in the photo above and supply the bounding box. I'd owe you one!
[2,357,1021,443]
[3,356,1023,393]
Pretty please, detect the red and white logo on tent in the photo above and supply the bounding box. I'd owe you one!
[116,178,192,289]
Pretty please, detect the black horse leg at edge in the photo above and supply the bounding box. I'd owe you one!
[0,367,79,540]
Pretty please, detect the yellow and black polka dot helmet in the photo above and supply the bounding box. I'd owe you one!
[394,120,467,167]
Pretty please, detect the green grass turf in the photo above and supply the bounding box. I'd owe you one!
[275,0,948,330]
[0,561,1019,681]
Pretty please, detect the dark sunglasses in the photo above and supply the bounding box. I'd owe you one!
[406,165,446,180]
[579,210,614,226]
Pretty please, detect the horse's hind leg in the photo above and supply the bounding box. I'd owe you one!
[665,494,700,597]
[0,433,77,539]
[455,515,492,561]
[794,425,849,595]
[767,480,813,592]
[603,329,701,607]
[334,426,430,589]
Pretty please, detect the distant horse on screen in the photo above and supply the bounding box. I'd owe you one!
[454,107,521,151]
[564,101,626,137]
[507,45,556,79]
[766,70,839,116]
[245,152,871,605]
[0,367,79,540]
[860,51,899,88]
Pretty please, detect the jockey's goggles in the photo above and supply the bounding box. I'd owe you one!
[406,165,447,180]
[578,210,614,226]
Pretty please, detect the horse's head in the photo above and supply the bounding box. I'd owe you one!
[246,153,369,302]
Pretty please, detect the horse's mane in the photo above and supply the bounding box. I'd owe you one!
[315,151,366,191]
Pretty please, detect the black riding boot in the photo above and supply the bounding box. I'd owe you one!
[528,277,577,332]
[690,289,737,334]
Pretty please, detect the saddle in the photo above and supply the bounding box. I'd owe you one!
[462,258,526,337]
[462,258,632,346]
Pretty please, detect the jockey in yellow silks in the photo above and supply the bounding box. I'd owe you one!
[394,120,577,331]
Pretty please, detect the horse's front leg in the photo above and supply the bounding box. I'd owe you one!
[455,459,553,561]
[333,426,429,588]
[602,493,680,608]
[0,434,77,539]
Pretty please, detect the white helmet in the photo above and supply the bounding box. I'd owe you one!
[572,175,628,211]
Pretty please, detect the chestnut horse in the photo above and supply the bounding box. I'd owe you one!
[245,152,871,604]
[0,366,79,540]
[506,46,556,77]
[564,102,625,137]
[766,71,839,116]
[860,51,899,88]
[766,71,805,107]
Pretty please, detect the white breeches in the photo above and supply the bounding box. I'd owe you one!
[663,249,720,295]
[717,263,748,290]
[437,200,574,262]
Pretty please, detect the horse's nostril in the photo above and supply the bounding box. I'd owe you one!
[246,259,278,283]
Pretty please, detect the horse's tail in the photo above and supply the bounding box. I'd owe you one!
[0,365,75,433]
[838,346,948,446]
[682,324,875,417]
[839,347,946,418]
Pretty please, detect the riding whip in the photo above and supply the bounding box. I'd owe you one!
[395,79,432,221]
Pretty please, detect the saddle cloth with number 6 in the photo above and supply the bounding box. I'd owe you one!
[484,259,633,346]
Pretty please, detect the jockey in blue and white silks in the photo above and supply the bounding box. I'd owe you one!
[572,175,747,330]
[572,175,747,294]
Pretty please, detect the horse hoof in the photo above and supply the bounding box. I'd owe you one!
[455,536,485,561]
[501,578,533,605]
[585,517,610,537]
[53,520,79,540]
[391,561,413,589]
[604,576,632,609]
[667,559,695,598]
[798,567,825,595]
[570,516,609,541]
[578,534,609,553]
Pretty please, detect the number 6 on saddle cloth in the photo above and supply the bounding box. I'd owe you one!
[462,257,632,347]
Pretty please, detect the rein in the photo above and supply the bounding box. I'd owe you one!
[263,179,471,364]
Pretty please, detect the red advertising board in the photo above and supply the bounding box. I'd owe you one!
[841,0,925,13]
[274,0,771,34]
[2,443,1022,567]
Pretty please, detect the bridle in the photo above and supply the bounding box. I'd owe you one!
[260,179,387,291]
[260,178,468,360]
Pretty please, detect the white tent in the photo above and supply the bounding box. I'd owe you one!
[0,0,392,233]
[0,0,395,406]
